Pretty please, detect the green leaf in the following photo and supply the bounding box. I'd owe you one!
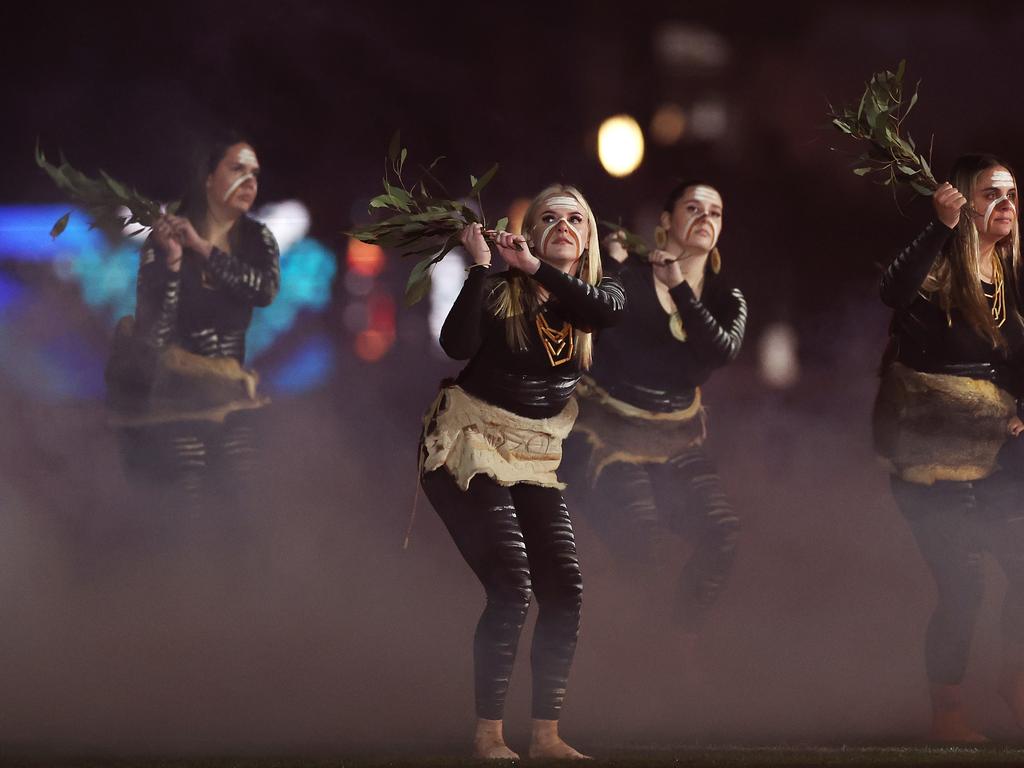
[853,167,872,176]
[470,163,498,195]
[469,174,477,188]
[399,147,408,173]
[910,181,935,196]
[495,217,509,232]
[404,245,456,306]
[49,211,71,239]
[99,169,128,200]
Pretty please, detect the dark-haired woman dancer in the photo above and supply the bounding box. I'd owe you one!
[569,180,746,645]
[111,136,279,517]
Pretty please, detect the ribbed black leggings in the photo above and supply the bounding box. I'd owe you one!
[893,458,1024,684]
[422,468,583,721]
[586,448,740,630]
[119,413,258,513]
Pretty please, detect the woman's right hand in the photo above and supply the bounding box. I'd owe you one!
[459,222,491,267]
[933,182,967,230]
[152,216,182,271]
[603,231,628,263]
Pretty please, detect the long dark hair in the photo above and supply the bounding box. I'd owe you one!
[178,130,253,239]
[924,153,1021,348]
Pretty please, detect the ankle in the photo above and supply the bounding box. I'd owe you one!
[475,718,505,742]
[531,717,560,745]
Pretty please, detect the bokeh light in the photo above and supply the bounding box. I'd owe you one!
[597,115,645,178]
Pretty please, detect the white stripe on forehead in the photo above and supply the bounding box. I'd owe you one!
[991,170,1015,189]
[542,195,581,209]
[237,147,258,166]
[687,186,722,205]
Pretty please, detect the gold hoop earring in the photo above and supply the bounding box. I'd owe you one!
[654,226,668,250]
[710,247,722,274]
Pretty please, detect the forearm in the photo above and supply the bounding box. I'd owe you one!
[671,282,747,366]
[439,266,490,359]
[532,262,625,329]
[205,246,280,306]
[880,221,952,308]
[135,261,180,348]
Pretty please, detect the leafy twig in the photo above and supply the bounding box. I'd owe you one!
[348,132,504,306]
[35,140,177,238]
[827,60,938,198]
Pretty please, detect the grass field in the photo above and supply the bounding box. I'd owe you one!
[7,746,1024,768]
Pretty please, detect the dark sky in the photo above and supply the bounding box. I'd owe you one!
[6,1,1024,332]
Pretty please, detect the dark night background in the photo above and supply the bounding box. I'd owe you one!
[3,0,1024,760]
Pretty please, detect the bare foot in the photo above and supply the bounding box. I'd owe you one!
[474,718,519,760]
[928,684,987,743]
[930,713,988,743]
[529,719,591,760]
[998,670,1024,731]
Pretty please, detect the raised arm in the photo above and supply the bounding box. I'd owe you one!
[881,181,963,309]
[438,265,492,360]
[532,261,626,330]
[879,222,952,309]
[671,281,747,367]
[134,224,181,348]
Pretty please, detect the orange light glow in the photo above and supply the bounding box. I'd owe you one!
[355,328,395,362]
[347,238,386,277]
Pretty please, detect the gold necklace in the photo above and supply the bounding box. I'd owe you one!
[535,311,575,367]
[987,255,1007,328]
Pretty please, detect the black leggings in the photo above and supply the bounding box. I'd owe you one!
[586,449,740,630]
[422,469,583,721]
[893,467,1024,684]
[119,413,258,514]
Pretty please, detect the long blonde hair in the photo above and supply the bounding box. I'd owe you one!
[923,154,1022,349]
[489,184,603,368]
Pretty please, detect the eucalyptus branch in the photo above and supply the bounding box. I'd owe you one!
[35,140,177,238]
[827,60,938,198]
[348,132,505,306]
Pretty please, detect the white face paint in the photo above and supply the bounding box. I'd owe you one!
[222,147,260,203]
[676,185,723,249]
[981,170,1017,232]
[533,196,588,260]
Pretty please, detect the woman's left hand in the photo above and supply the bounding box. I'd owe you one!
[168,216,212,258]
[489,231,540,275]
[1009,416,1024,437]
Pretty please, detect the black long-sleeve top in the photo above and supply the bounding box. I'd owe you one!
[881,220,1024,398]
[135,216,280,364]
[588,258,747,412]
[439,260,626,419]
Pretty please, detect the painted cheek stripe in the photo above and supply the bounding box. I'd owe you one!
[540,218,582,258]
[983,196,1017,232]
[683,212,718,244]
[223,173,256,202]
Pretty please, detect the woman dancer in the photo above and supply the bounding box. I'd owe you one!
[569,180,746,641]
[111,133,280,517]
[875,154,1024,740]
[420,184,624,759]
